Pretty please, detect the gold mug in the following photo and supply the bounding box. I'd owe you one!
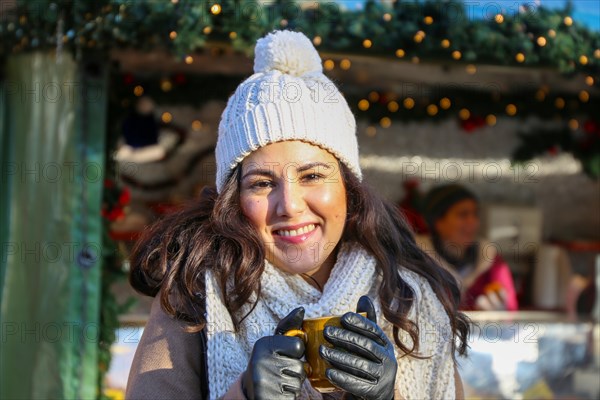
[284,312,367,393]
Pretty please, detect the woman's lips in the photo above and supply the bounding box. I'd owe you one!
[273,223,318,244]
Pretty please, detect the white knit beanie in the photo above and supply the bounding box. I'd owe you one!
[215,30,362,193]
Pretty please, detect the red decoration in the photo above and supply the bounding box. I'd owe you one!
[107,207,125,221]
[583,119,599,136]
[398,179,429,234]
[118,188,131,206]
[460,115,486,133]
[174,73,187,85]
[123,73,135,85]
[547,145,559,155]
[102,182,130,222]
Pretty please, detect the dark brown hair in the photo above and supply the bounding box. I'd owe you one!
[130,162,470,359]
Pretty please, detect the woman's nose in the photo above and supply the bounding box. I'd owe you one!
[275,181,306,217]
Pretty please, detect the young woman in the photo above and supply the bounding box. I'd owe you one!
[126,30,469,400]
[417,184,519,311]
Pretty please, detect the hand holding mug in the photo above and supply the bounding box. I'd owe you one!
[320,296,397,400]
[241,307,307,399]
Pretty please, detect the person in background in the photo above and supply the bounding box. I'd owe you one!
[415,184,519,311]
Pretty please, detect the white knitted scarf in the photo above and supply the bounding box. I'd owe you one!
[204,240,456,399]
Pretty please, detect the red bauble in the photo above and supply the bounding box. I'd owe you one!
[118,188,131,206]
[123,73,135,85]
[107,207,125,221]
[547,145,559,155]
[583,120,598,135]
[174,73,187,85]
[460,115,486,133]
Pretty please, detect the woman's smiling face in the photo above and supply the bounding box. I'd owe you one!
[239,140,347,277]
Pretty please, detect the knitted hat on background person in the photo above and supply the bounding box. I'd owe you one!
[215,30,362,193]
[423,184,479,228]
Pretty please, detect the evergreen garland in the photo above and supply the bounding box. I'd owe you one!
[1,0,599,76]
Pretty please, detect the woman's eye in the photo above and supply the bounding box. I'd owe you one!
[302,173,324,182]
[250,180,273,189]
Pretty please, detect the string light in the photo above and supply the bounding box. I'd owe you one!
[466,64,477,74]
[427,104,438,116]
[535,89,546,101]
[579,90,589,102]
[515,53,525,63]
[440,98,451,109]
[340,59,351,70]
[548,29,556,38]
[192,120,203,131]
[537,37,547,46]
[424,16,433,25]
[368,91,380,102]
[414,30,426,43]
[203,26,212,34]
[387,101,399,112]
[486,114,497,126]
[505,104,517,116]
[395,49,405,58]
[133,85,144,96]
[459,108,470,120]
[380,117,392,128]
[210,3,222,15]
[568,119,579,130]
[184,55,193,64]
[366,126,377,137]
[495,14,504,24]
[313,36,322,46]
[383,13,392,22]
[452,50,462,60]
[555,97,565,109]
[441,39,450,48]
[160,79,173,92]
[363,39,372,48]
[403,98,415,109]
[229,31,237,39]
[161,112,173,123]
[411,56,420,64]
[323,59,334,71]
[358,99,370,111]
[585,76,594,86]
[595,49,600,58]
[563,16,573,26]
[579,55,588,65]
[169,31,177,40]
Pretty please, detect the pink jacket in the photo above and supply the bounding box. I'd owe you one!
[461,254,519,311]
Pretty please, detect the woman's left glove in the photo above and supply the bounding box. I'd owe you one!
[319,296,397,400]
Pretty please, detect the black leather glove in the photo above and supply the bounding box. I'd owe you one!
[320,296,397,400]
[241,307,307,399]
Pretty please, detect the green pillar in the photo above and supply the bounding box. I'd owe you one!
[1,51,108,399]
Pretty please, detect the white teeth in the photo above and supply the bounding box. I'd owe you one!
[276,224,316,237]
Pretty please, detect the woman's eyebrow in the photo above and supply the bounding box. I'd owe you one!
[241,168,274,180]
[296,161,333,173]
[242,161,333,180]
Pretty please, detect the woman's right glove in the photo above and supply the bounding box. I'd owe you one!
[241,307,307,399]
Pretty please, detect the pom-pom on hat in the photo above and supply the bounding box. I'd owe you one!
[215,30,361,193]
